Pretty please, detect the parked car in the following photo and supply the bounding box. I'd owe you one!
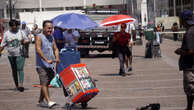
[78,27,116,57]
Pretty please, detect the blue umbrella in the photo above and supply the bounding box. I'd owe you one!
[52,13,98,30]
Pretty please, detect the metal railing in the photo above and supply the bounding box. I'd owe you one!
[159,31,185,41]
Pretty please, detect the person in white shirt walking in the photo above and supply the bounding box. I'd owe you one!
[0,19,30,92]
[21,21,31,58]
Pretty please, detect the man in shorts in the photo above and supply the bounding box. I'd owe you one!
[126,23,136,71]
[35,20,59,108]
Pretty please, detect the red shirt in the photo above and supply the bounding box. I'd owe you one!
[114,32,131,46]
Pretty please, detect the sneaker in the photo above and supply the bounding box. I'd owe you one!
[37,101,48,107]
[127,67,132,72]
[119,70,126,76]
[119,69,122,75]
[121,73,126,77]
[18,87,24,92]
[48,101,56,108]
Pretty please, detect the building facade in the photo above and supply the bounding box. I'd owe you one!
[169,0,194,16]
[126,0,138,18]
[0,0,126,19]
[147,0,194,23]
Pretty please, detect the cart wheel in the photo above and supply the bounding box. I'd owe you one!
[65,103,71,110]
[81,102,88,109]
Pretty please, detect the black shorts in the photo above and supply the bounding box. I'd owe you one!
[127,46,132,56]
[116,45,132,57]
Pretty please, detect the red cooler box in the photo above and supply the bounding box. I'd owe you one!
[59,63,99,109]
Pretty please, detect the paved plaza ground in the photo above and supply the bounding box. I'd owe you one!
[0,38,187,110]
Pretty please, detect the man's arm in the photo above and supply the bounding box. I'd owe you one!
[35,35,52,64]
[53,42,60,63]
[132,30,136,42]
[175,48,194,55]
[112,32,118,42]
[0,33,7,54]
[21,30,30,45]
[0,46,4,56]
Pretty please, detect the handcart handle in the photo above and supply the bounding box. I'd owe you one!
[60,47,77,53]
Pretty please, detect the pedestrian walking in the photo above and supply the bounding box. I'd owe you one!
[160,23,165,43]
[31,24,41,42]
[175,9,194,110]
[63,29,80,49]
[0,19,30,92]
[171,22,179,41]
[124,23,136,71]
[21,21,31,58]
[53,26,65,51]
[72,28,81,48]
[112,23,131,76]
[138,23,144,39]
[155,24,162,44]
[35,20,59,108]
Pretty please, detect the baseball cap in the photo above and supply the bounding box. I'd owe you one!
[180,9,194,25]
[21,21,26,24]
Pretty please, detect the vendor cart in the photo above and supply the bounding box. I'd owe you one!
[59,63,99,110]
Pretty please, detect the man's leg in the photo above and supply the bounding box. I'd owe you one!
[41,84,51,103]
[25,44,30,57]
[128,47,133,71]
[186,95,194,110]
[125,56,129,69]
[38,84,53,108]
[39,88,45,103]
[129,55,132,69]
[184,71,194,110]
[37,68,56,108]
[118,53,125,75]
[37,68,51,103]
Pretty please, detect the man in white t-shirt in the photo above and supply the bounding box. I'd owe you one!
[63,29,80,49]
[21,21,31,58]
[126,23,136,71]
[72,29,80,46]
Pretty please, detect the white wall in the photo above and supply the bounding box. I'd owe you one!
[15,0,124,9]
[19,10,84,29]
[155,16,179,29]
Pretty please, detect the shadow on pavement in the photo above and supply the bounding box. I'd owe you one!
[82,54,112,58]
[134,55,145,58]
[99,73,134,77]
[36,102,98,109]
[61,104,98,110]
[71,106,98,110]
[81,54,145,59]
[0,88,29,91]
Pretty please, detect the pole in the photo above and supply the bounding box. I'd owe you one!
[4,8,7,18]
[9,0,12,20]
[39,0,42,12]
[173,0,176,16]
[83,0,86,9]
[131,0,134,17]
[153,0,156,22]
[126,0,129,15]
[181,0,183,12]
